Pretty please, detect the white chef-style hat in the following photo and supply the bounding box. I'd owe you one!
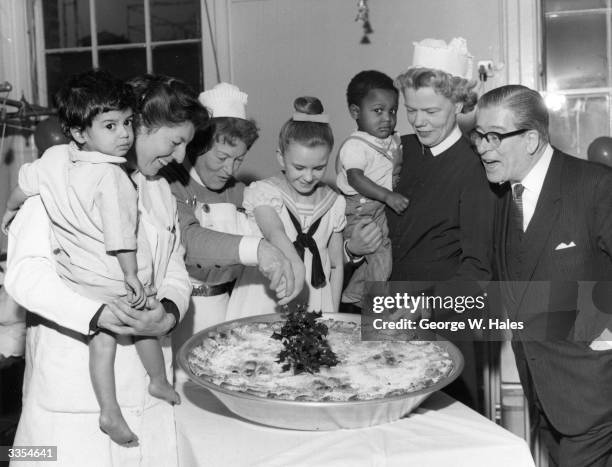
[198,82,248,119]
[411,37,474,80]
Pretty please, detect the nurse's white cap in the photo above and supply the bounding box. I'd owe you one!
[411,37,474,80]
[198,82,248,119]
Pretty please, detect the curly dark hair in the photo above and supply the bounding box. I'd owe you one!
[187,116,259,161]
[127,74,209,133]
[346,70,398,108]
[55,69,134,139]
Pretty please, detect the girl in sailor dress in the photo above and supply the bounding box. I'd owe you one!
[226,96,346,319]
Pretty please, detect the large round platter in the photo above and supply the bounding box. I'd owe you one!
[178,313,464,431]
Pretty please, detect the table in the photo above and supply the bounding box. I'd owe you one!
[175,380,535,467]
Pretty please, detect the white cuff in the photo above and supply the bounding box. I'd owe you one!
[344,239,364,264]
[239,235,261,266]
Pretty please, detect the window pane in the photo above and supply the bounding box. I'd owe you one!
[125,0,146,43]
[549,95,610,158]
[99,48,147,81]
[543,0,607,13]
[151,0,201,41]
[95,0,141,45]
[43,0,91,49]
[544,12,608,89]
[46,52,93,104]
[152,42,202,91]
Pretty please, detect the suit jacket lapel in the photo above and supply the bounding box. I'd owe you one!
[521,151,563,281]
[497,186,526,318]
[498,151,563,315]
[508,151,563,313]
[495,186,511,281]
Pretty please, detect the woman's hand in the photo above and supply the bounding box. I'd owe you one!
[257,239,304,304]
[97,297,175,336]
[346,219,383,256]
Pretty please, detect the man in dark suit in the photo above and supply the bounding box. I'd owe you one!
[473,84,612,467]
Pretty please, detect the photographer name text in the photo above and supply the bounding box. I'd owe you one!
[371,318,524,331]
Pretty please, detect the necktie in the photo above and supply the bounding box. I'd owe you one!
[286,210,326,289]
[512,183,525,232]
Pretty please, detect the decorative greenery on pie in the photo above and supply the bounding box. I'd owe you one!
[272,305,339,375]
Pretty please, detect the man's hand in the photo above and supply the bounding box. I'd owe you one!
[97,297,174,336]
[257,239,304,305]
[384,192,410,214]
[346,219,383,257]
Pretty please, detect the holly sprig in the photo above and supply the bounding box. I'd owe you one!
[272,305,339,375]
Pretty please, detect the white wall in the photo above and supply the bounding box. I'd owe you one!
[226,0,504,181]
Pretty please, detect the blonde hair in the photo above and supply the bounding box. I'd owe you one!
[394,67,478,114]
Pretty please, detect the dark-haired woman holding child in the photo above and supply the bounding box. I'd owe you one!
[226,96,346,319]
[5,73,208,466]
[3,69,181,447]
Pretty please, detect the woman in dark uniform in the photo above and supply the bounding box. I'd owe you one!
[389,39,497,412]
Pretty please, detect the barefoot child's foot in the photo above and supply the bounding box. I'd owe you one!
[149,378,181,405]
[99,408,138,446]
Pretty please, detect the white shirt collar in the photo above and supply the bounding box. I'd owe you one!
[68,141,126,164]
[182,159,206,188]
[430,125,462,156]
[353,129,396,147]
[516,144,554,195]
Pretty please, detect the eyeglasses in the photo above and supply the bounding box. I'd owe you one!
[469,128,529,149]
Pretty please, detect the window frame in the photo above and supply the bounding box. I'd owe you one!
[32,0,208,106]
[540,0,612,154]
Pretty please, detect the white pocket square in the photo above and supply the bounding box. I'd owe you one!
[555,241,576,250]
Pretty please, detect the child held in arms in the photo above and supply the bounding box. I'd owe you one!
[336,70,409,312]
[1,69,179,446]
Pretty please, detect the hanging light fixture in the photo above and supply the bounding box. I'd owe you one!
[355,0,373,44]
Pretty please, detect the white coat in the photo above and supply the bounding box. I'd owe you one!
[5,172,191,467]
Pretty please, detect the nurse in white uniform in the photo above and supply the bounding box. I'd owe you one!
[5,74,208,467]
[165,83,267,353]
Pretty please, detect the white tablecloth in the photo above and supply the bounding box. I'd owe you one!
[175,381,535,467]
